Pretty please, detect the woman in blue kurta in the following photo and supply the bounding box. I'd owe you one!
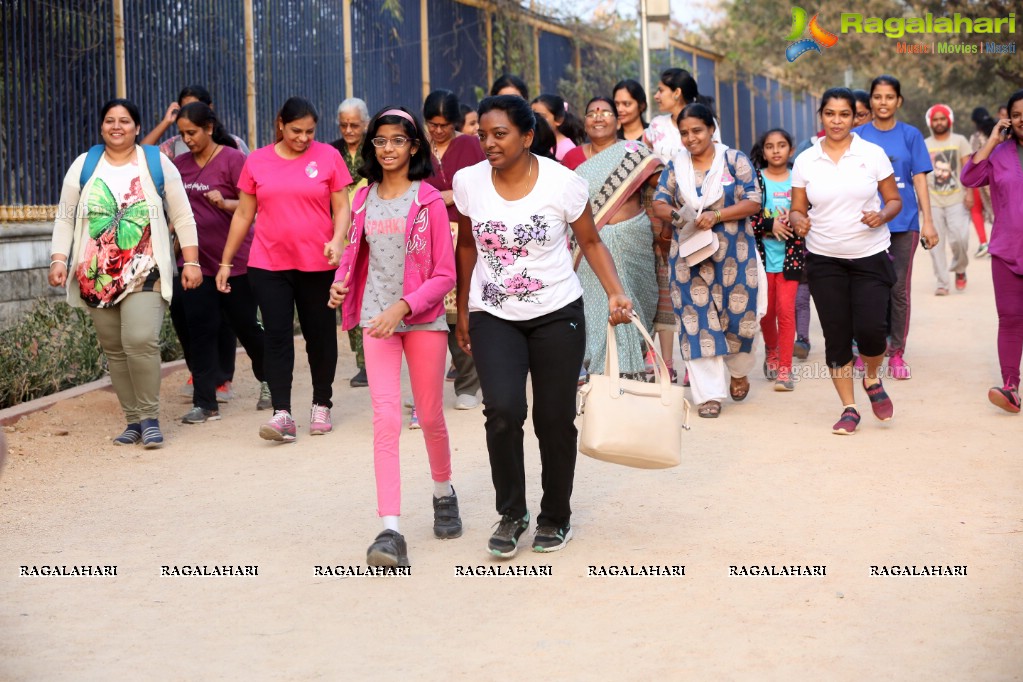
[652,103,763,418]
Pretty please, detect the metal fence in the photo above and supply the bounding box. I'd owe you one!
[0,0,821,216]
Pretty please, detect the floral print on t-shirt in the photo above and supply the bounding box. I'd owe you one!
[473,215,552,308]
[77,175,155,307]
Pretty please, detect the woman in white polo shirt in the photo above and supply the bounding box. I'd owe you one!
[789,88,903,435]
[453,95,634,558]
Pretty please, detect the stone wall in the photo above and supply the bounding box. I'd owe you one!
[0,222,63,329]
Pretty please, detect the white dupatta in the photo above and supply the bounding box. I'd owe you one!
[669,142,729,264]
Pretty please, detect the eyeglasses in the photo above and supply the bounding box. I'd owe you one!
[370,136,410,148]
[425,121,453,131]
[585,110,615,120]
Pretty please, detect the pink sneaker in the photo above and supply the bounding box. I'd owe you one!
[988,385,1021,414]
[863,379,894,421]
[309,404,332,435]
[888,351,911,380]
[259,409,297,443]
[832,407,861,435]
[853,355,865,373]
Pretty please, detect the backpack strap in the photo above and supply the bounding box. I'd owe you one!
[142,145,165,197]
[79,144,165,198]
[78,145,106,189]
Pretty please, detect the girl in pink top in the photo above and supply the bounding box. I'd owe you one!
[531,94,583,161]
[217,97,352,443]
[329,107,459,568]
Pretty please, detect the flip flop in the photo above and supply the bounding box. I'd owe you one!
[697,400,721,418]
[729,376,750,401]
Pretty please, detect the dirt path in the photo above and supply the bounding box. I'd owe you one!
[1,244,1020,680]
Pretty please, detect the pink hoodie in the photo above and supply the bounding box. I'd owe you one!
[335,181,455,331]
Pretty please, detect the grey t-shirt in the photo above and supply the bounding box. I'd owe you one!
[359,182,447,332]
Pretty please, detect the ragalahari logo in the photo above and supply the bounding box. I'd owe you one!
[786,7,839,61]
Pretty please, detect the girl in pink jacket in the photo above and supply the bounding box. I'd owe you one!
[329,107,460,568]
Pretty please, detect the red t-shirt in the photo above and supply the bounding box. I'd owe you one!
[237,141,352,271]
[561,145,587,171]
[426,134,486,222]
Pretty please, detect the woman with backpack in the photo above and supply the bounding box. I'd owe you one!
[49,98,201,448]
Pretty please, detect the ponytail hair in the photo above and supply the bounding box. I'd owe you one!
[176,101,238,149]
[532,94,585,144]
[661,68,715,117]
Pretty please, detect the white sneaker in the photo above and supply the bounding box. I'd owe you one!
[454,393,479,410]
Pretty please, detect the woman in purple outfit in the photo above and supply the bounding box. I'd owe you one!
[961,89,1023,414]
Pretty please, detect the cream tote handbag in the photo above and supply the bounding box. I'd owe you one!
[577,315,690,468]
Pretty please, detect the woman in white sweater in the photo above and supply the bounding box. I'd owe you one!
[49,98,200,448]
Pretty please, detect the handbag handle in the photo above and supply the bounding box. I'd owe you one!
[605,313,674,406]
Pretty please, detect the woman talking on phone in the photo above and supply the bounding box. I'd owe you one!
[961,90,1023,414]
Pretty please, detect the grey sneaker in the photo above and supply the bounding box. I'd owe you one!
[433,488,463,539]
[532,524,573,553]
[366,529,410,567]
[216,381,234,402]
[181,406,221,424]
[256,381,272,411]
[488,512,530,559]
[454,393,479,410]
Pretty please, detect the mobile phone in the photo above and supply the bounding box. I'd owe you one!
[1000,122,1011,139]
[920,236,931,250]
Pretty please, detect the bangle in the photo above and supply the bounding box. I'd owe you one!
[219,263,234,268]
[50,260,67,268]
[713,209,722,222]
[183,261,201,268]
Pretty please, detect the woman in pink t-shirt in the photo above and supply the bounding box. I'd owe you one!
[217,97,352,443]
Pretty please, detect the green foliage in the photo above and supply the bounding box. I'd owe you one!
[381,0,403,22]
[0,297,183,409]
[557,17,639,113]
[491,0,538,94]
[703,0,1022,131]
[159,307,183,362]
[0,298,103,409]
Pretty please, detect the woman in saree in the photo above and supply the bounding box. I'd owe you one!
[563,97,661,378]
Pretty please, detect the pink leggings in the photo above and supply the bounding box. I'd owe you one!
[992,256,1023,390]
[363,329,451,517]
[759,272,799,375]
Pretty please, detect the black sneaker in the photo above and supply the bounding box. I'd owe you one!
[488,512,530,559]
[181,406,221,424]
[366,530,410,567]
[532,524,573,552]
[433,487,463,539]
[349,368,369,387]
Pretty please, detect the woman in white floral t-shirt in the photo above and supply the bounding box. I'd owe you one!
[452,95,633,559]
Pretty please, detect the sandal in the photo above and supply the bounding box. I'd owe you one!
[697,400,721,418]
[729,376,750,401]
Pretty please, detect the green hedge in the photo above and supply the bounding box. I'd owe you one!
[0,297,182,409]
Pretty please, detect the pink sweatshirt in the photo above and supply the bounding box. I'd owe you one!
[335,181,455,331]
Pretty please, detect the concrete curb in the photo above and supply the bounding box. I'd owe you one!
[0,358,189,426]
